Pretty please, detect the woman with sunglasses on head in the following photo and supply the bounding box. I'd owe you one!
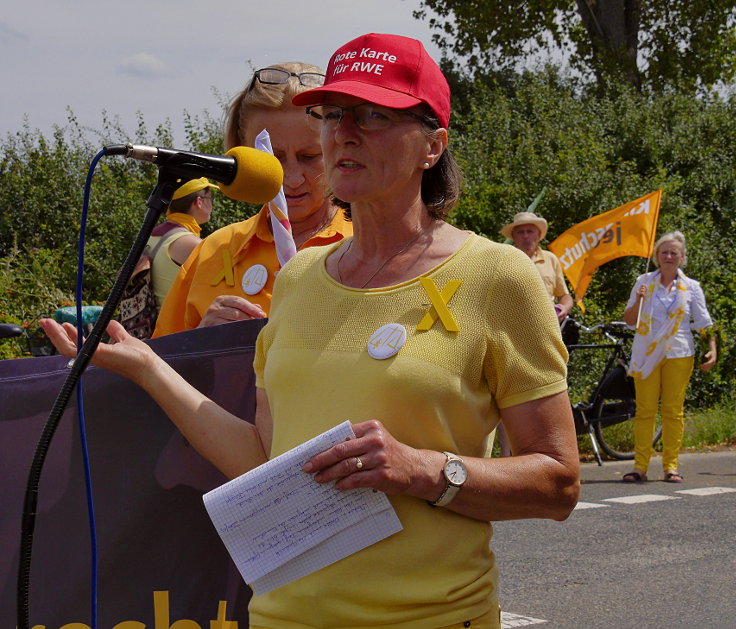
[41,34,579,628]
[152,63,352,336]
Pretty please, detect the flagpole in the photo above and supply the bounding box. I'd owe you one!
[635,191,662,328]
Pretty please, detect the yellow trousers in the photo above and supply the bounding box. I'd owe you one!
[633,355,694,473]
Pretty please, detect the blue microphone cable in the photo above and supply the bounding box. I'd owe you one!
[72,147,107,629]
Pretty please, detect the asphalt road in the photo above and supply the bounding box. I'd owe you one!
[492,450,736,628]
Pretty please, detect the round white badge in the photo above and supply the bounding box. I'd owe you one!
[367,323,407,360]
[241,264,268,295]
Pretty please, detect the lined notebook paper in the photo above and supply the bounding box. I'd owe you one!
[203,421,403,595]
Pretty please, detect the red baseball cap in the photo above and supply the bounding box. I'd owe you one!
[292,33,451,128]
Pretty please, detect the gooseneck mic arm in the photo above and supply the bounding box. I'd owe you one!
[18,142,283,629]
[103,143,239,185]
[16,166,181,629]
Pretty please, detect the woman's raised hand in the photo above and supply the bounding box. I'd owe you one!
[39,319,157,384]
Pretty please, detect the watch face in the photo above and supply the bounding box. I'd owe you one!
[445,459,467,486]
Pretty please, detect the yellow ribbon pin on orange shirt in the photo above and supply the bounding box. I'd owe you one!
[210,249,235,287]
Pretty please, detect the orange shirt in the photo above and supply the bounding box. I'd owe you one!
[153,206,352,336]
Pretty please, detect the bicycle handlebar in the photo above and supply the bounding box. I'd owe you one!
[0,323,23,339]
[564,317,634,342]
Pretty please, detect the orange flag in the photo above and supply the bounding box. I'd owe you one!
[548,190,662,310]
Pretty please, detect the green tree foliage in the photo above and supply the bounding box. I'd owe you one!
[1,78,734,408]
[0,109,260,335]
[415,0,736,92]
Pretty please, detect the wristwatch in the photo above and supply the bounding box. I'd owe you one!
[429,452,468,507]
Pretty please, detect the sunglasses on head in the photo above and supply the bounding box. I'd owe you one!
[254,68,325,88]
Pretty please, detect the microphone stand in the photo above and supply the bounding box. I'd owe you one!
[17,169,183,629]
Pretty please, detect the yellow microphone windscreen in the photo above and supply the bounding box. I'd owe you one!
[219,147,283,204]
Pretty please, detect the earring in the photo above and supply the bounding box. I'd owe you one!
[423,162,430,169]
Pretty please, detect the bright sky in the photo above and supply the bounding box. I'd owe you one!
[0,0,442,146]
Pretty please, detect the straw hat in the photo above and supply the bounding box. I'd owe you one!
[500,212,548,241]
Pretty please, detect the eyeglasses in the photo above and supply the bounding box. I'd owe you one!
[254,68,326,88]
[305,103,430,131]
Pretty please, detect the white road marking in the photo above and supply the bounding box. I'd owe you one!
[603,494,681,504]
[676,486,736,496]
[501,611,548,627]
[574,501,610,510]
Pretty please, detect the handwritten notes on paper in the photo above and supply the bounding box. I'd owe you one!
[202,421,403,595]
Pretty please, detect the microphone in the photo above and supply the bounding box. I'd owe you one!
[103,143,283,204]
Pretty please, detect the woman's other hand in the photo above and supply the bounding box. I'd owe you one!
[700,348,717,372]
[198,295,266,327]
[39,319,156,384]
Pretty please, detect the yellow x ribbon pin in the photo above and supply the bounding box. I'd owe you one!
[210,249,235,287]
[416,278,462,332]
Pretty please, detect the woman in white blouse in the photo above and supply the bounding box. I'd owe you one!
[622,231,717,483]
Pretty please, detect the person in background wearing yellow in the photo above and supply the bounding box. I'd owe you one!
[153,63,352,336]
[497,210,573,456]
[501,211,573,323]
[148,177,218,308]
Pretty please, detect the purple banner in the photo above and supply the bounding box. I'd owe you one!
[1,319,265,628]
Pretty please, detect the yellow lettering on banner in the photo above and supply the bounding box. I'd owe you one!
[210,601,238,629]
[154,590,201,629]
[40,591,239,629]
[210,250,235,287]
[416,278,462,332]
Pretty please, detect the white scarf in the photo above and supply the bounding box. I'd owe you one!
[628,269,688,380]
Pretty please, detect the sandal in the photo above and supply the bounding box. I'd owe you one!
[664,472,684,483]
[622,471,648,483]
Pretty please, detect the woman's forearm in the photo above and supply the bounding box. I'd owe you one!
[143,357,268,479]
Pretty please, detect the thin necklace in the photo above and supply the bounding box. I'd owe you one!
[291,207,337,247]
[337,231,426,288]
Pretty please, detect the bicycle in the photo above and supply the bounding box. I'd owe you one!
[0,306,103,358]
[562,316,662,466]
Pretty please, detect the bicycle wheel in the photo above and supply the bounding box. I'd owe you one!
[590,365,662,460]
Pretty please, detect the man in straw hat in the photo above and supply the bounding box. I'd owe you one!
[501,211,573,323]
[496,211,573,458]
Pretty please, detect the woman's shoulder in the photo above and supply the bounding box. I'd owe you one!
[636,270,659,283]
[454,233,540,289]
[196,213,263,252]
[279,242,338,277]
[464,232,520,258]
[463,233,536,268]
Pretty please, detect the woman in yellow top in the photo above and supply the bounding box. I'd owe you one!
[42,33,579,628]
[153,62,352,336]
